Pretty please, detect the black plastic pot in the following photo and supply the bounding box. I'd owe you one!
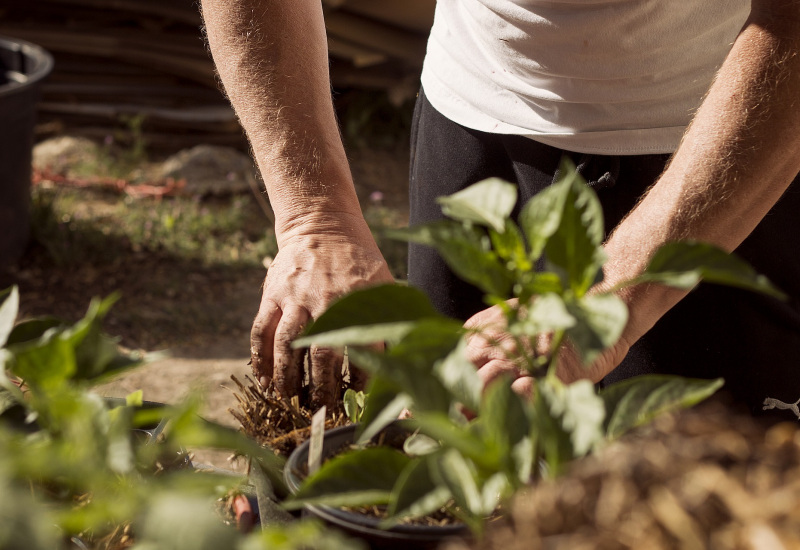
[284,422,469,550]
[0,35,53,266]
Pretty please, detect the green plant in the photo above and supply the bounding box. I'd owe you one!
[342,389,367,424]
[0,287,358,550]
[286,162,783,532]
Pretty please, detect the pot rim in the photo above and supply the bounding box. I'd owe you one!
[284,421,469,536]
[0,34,54,98]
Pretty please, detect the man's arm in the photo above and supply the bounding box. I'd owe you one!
[469,1,800,391]
[201,0,393,405]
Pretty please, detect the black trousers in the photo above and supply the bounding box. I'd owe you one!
[408,88,800,415]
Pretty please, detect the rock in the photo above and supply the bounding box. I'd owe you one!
[158,145,257,196]
[32,136,102,175]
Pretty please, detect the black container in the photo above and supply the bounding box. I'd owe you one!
[0,36,53,266]
[284,422,469,550]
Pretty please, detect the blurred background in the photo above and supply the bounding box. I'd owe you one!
[0,0,433,434]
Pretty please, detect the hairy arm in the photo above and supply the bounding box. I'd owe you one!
[201,0,393,405]
[469,1,800,391]
[560,0,800,383]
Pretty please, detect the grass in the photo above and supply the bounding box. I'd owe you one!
[29,184,409,279]
[29,186,279,269]
[13,131,410,349]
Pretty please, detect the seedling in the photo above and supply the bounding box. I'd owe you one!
[287,162,783,531]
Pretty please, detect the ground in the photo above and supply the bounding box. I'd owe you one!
[1,140,410,470]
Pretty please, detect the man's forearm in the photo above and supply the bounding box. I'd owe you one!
[201,0,363,242]
[601,2,800,351]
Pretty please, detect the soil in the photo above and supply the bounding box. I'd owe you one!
[1,141,410,471]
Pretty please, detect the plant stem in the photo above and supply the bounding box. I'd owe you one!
[546,330,565,381]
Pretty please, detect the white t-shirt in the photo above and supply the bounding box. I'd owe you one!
[421,0,751,155]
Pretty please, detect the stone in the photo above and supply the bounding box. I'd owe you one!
[32,136,102,175]
[157,145,257,196]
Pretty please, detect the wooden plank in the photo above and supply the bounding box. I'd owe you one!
[325,11,427,67]
[39,0,202,26]
[0,26,216,86]
[342,0,435,34]
[327,36,387,68]
[38,102,237,124]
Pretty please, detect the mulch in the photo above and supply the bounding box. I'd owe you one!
[445,401,800,550]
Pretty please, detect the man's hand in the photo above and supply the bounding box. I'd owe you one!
[251,219,393,408]
[201,0,395,407]
[464,299,630,397]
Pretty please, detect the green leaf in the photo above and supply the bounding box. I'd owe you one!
[635,241,786,299]
[519,178,569,262]
[107,403,135,474]
[125,390,144,407]
[304,284,441,334]
[42,292,144,383]
[0,286,19,348]
[8,330,77,389]
[243,519,366,550]
[520,160,607,296]
[490,220,531,272]
[480,472,511,516]
[357,385,412,445]
[343,389,362,423]
[436,178,517,233]
[348,347,451,414]
[510,436,535,484]
[159,396,287,495]
[5,317,63,346]
[413,412,496,470]
[540,379,605,457]
[601,375,724,440]
[434,449,485,517]
[517,271,564,303]
[403,432,440,457]
[432,338,482,412]
[543,166,606,296]
[136,494,238,550]
[479,378,530,461]
[388,318,464,364]
[513,293,576,337]
[0,477,60,550]
[294,284,442,348]
[386,455,451,524]
[565,293,628,365]
[358,375,401,431]
[389,222,515,298]
[288,447,412,509]
[295,322,418,349]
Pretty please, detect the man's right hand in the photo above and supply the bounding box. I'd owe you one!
[201,0,394,408]
[250,215,394,409]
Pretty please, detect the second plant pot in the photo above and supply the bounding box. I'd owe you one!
[284,422,469,550]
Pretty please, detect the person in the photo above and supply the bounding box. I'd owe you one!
[200,0,800,414]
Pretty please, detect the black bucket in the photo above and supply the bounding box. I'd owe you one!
[0,36,53,267]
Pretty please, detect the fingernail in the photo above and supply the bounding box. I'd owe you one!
[259,376,268,388]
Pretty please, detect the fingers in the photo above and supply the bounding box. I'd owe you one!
[272,304,309,400]
[510,376,535,398]
[251,298,281,387]
[476,358,523,389]
[308,345,343,409]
